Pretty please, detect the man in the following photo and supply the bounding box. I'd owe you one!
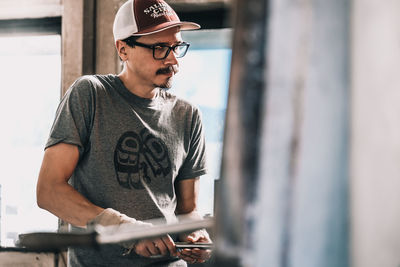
[36,0,211,266]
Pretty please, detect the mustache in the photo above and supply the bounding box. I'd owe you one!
[156,65,178,75]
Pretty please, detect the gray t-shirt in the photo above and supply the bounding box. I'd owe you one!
[46,74,207,266]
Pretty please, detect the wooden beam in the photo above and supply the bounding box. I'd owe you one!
[95,0,125,75]
[61,0,84,95]
[61,0,96,95]
[0,17,61,36]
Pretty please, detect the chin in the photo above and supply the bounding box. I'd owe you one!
[154,80,173,89]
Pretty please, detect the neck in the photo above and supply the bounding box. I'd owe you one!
[117,69,158,99]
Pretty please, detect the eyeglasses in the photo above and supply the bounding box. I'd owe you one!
[125,40,190,60]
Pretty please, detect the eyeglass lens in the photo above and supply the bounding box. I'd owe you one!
[154,44,188,59]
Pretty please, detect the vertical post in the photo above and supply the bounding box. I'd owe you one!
[61,0,85,95]
[95,0,125,75]
[62,0,96,95]
[214,0,350,266]
[214,0,268,265]
[82,0,96,76]
[254,0,350,267]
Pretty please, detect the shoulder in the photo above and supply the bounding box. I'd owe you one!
[161,90,202,116]
[71,75,113,91]
[66,75,96,94]
[66,74,115,98]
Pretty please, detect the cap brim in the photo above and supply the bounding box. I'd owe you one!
[131,21,201,36]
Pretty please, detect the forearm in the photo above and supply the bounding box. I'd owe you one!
[36,143,104,227]
[175,178,201,219]
[37,180,103,227]
[176,209,203,221]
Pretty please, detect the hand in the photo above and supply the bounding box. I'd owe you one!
[177,229,212,264]
[134,235,177,258]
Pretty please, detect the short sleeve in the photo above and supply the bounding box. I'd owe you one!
[45,76,96,157]
[176,107,208,181]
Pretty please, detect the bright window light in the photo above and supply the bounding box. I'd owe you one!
[0,34,61,246]
[172,29,232,216]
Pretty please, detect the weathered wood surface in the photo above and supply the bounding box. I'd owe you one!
[0,251,63,267]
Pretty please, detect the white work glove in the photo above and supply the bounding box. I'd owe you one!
[87,208,152,253]
[89,208,151,227]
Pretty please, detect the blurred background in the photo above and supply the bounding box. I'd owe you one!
[0,0,399,267]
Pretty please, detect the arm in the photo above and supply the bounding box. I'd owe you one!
[37,142,176,257]
[36,142,104,227]
[175,178,212,264]
[131,178,203,258]
[175,177,202,219]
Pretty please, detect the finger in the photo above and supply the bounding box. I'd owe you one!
[186,232,200,242]
[186,229,211,243]
[179,248,193,257]
[147,240,159,255]
[196,236,211,243]
[134,241,151,257]
[177,249,191,262]
[191,248,211,254]
[153,238,168,255]
[190,248,205,256]
[161,235,177,256]
[180,248,211,263]
[177,253,197,264]
[192,248,212,260]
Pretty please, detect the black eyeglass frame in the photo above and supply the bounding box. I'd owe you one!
[124,39,191,60]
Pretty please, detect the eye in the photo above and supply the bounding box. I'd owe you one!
[154,45,168,51]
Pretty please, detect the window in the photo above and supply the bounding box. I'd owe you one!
[0,34,61,246]
[171,29,232,216]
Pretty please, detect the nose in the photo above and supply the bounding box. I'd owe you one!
[164,49,178,65]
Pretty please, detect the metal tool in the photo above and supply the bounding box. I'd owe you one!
[16,218,214,252]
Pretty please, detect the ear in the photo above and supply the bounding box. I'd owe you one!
[116,40,128,61]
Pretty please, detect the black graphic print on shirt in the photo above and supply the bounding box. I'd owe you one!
[114,129,172,190]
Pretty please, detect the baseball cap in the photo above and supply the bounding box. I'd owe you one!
[113,0,201,41]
